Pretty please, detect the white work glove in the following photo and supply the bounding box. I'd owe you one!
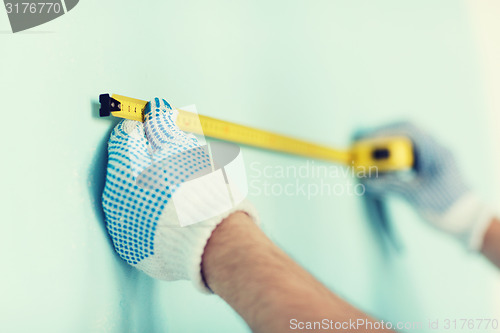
[359,122,494,251]
[102,97,259,293]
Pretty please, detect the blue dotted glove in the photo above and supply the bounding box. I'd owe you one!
[102,98,258,292]
[359,122,493,250]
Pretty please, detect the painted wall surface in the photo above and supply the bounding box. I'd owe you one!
[465,0,500,313]
[1,1,498,332]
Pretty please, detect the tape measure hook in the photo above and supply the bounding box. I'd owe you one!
[99,93,122,117]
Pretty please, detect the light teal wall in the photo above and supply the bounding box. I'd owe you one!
[1,1,497,332]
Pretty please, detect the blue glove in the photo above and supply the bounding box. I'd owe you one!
[359,122,493,250]
[102,97,258,292]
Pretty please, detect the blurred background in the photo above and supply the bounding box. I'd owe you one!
[1,1,499,332]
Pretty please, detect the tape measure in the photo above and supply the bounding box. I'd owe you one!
[99,94,414,172]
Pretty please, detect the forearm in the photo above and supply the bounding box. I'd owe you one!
[202,212,392,333]
[481,217,500,269]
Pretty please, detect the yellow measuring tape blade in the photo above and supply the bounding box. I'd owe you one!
[107,94,414,171]
[110,94,147,122]
[176,109,352,164]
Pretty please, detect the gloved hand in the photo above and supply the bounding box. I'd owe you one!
[359,122,493,251]
[102,97,258,292]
